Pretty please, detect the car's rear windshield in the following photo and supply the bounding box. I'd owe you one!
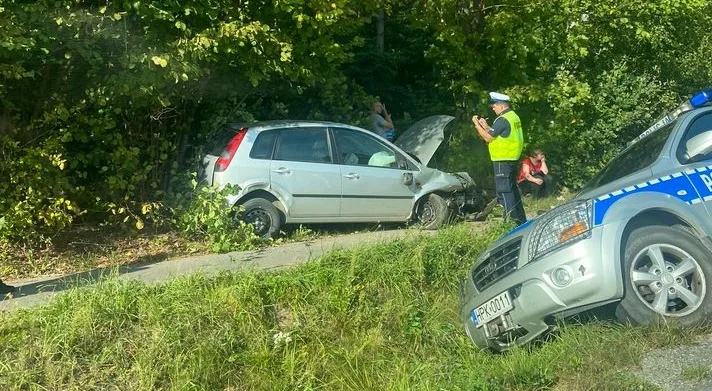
[204,125,245,155]
[581,123,675,191]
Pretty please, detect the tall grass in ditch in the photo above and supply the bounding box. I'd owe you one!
[0,224,694,390]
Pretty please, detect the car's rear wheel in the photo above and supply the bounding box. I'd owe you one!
[417,193,453,230]
[616,225,712,326]
[240,198,282,239]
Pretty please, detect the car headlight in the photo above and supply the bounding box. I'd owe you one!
[528,199,592,261]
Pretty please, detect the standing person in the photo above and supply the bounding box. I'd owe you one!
[370,101,395,141]
[472,92,527,226]
[0,278,16,295]
[518,148,554,198]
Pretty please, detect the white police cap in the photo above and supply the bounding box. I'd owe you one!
[489,92,511,103]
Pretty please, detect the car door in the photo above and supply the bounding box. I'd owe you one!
[331,127,417,219]
[271,127,341,218]
[678,111,712,216]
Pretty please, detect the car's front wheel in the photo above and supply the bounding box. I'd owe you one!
[240,198,283,239]
[417,193,453,230]
[616,225,712,326]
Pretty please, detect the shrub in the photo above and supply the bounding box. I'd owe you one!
[172,178,260,253]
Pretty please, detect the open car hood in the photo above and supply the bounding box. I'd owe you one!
[394,115,455,165]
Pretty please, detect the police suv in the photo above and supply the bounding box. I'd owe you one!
[460,88,712,352]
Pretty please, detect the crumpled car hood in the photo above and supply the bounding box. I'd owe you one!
[394,115,455,165]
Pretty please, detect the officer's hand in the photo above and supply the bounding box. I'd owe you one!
[471,115,480,126]
[477,117,489,129]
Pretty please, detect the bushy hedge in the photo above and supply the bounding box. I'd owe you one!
[1,0,711,246]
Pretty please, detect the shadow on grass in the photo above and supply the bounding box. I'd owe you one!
[280,221,409,237]
[533,302,622,348]
[0,254,172,303]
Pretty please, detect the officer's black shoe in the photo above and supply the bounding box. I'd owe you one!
[0,281,16,295]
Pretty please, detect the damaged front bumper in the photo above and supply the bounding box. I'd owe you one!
[413,168,491,221]
[448,172,489,218]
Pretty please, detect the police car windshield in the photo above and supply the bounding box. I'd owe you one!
[581,123,675,192]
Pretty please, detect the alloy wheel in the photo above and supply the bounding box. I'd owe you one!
[629,243,706,317]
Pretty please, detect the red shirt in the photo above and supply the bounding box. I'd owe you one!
[518,157,543,184]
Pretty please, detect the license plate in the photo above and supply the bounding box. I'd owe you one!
[471,291,513,328]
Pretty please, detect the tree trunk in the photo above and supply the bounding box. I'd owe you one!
[376,9,384,53]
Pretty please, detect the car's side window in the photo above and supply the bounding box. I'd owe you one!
[249,130,278,160]
[332,128,410,169]
[274,128,332,163]
[678,112,712,163]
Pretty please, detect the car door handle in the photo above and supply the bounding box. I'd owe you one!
[272,167,291,174]
[343,173,360,180]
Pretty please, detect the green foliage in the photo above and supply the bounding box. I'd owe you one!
[173,179,260,253]
[420,0,712,187]
[0,137,80,244]
[2,0,712,245]
[533,64,678,187]
[0,0,386,245]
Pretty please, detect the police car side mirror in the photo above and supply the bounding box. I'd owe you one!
[684,130,712,163]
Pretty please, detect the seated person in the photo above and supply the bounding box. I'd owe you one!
[517,148,554,198]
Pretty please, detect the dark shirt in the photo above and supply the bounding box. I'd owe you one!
[488,108,512,138]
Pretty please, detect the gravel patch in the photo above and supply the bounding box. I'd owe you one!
[637,333,712,391]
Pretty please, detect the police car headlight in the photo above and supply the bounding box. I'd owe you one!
[528,199,592,261]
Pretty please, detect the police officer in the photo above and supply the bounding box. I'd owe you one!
[472,92,527,225]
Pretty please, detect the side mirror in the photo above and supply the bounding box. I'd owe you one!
[402,172,414,186]
[684,131,712,163]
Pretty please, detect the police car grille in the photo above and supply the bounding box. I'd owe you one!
[472,238,521,291]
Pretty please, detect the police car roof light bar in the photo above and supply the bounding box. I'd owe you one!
[628,87,712,147]
[690,88,712,108]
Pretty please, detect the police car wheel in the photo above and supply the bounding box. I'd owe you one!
[417,193,453,230]
[239,198,283,239]
[616,225,712,326]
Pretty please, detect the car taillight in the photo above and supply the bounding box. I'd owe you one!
[215,128,247,172]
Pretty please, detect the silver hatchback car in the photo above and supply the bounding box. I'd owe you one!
[460,88,712,352]
[200,116,488,237]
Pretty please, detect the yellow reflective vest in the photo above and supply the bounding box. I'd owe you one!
[488,110,524,161]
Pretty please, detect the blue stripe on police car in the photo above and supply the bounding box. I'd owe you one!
[592,167,712,226]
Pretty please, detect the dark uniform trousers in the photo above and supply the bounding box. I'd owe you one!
[493,160,527,226]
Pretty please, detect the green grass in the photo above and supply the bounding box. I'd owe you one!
[0,224,695,390]
[682,364,712,383]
